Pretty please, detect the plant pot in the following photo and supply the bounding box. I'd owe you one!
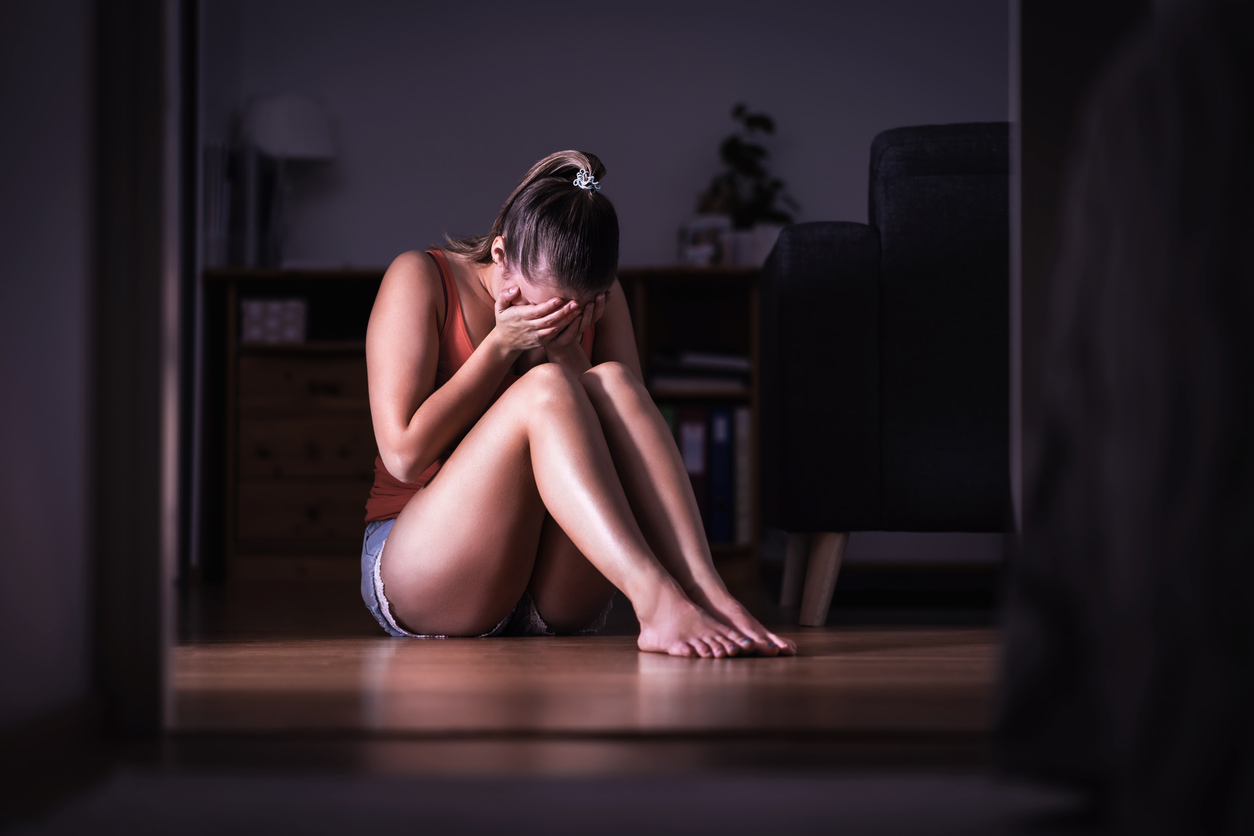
[727,224,785,267]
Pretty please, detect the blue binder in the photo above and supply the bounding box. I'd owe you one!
[708,406,734,543]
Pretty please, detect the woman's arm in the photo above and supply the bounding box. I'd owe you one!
[544,279,644,379]
[367,251,509,483]
[366,251,578,483]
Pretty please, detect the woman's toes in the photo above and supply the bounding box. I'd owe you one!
[768,632,796,654]
[741,633,773,655]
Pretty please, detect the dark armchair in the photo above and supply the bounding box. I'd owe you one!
[760,122,1011,625]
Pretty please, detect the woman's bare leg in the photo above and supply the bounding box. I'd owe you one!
[574,361,796,655]
[526,515,616,634]
[381,363,748,657]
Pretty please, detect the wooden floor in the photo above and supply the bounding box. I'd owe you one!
[8,585,1069,836]
[172,582,998,772]
[174,630,995,736]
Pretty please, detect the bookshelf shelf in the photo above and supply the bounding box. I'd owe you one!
[710,543,755,556]
[205,267,385,282]
[648,387,751,400]
[239,341,367,355]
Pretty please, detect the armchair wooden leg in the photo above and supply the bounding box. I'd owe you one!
[780,533,810,608]
[799,532,849,627]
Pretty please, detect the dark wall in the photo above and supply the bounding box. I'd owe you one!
[202,0,1010,267]
[0,0,94,727]
[1,0,171,739]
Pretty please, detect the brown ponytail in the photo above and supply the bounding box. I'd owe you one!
[443,150,619,295]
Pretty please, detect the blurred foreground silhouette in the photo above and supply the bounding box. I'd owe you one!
[1000,1,1254,833]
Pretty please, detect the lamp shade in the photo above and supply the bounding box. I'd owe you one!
[242,94,335,160]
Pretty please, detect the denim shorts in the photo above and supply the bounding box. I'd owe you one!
[360,518,612,638]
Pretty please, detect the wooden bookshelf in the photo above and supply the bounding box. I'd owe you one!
[203,265,760,584]
[203,268,384,583]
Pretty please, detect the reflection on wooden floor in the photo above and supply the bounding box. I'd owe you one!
[174,621,994,729]
[174,630,995,735]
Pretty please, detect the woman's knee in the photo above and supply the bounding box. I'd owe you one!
[515,362,586,411]
[581,360,641,399]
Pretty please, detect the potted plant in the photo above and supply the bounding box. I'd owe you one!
[681,104,799,266]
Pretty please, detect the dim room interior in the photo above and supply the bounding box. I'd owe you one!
[13,0,1243,833]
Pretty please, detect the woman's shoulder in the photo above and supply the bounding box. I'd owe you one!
[368,249,450,342]
[383,248,441,286]
[379,249,446,317]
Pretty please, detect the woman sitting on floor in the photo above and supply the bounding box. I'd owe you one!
[360,150,793,657]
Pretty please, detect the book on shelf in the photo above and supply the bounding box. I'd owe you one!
[648,350,751,395]
[708,406,734,543]
[649,376,749,395]
[671,351,751,373]
[657,404,677,437]
[734,406,752,545]
[676,405,709,527]
[656,400,752,546]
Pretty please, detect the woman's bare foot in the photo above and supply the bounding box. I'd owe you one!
[688,588,797,656]
[636,584,755,658]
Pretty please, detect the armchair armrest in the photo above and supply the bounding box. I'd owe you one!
[760,221,881,532]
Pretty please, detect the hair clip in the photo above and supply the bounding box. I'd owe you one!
[573,169,600,191]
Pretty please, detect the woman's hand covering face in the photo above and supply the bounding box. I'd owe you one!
[546,290,607,351]
[492,286,581,352]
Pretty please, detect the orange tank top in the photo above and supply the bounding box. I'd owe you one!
[364,249,595,522]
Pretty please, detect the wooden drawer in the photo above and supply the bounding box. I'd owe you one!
[236,480,368,552]
[239,417,377,479]
[238,354,369,414]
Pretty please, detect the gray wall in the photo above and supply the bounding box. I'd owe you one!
[206,0,1009,267]
[0,0,92,726]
